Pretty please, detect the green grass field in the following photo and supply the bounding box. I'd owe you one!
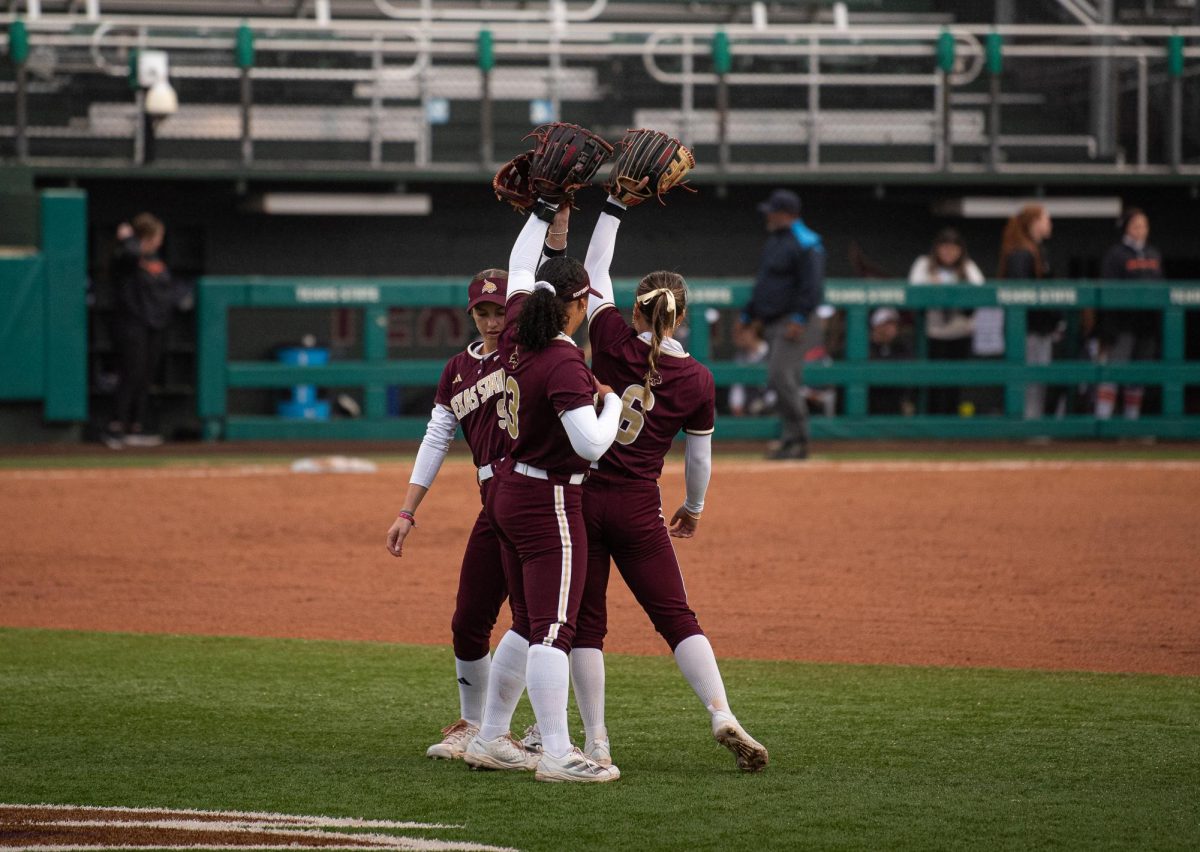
[2,628,1197,851]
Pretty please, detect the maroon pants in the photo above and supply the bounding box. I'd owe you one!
[576,476,704,652]
[485,466,587,653]
[450,478,509,661]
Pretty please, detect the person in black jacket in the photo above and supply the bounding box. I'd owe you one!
[103,213,174,448]
[1094,208,1163,420]
[737,189,826,460]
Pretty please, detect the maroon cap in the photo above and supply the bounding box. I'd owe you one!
[535,280,603,302]
[467,269,507,311]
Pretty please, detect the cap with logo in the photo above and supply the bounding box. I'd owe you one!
[467,269,508,311]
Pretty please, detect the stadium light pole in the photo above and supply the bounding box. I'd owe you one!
[1167,31,1184,172]
[936,28,955,172]
[236,23,255,166]
[712,30,731,173]
[478,29,495,166]
[9,18,29,161]
[987,31,1002,171]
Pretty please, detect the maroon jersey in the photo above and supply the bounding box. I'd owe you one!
[434,341,510,468]
[588,304,715,482]
[496,292,597,476]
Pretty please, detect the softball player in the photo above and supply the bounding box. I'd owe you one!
[469,207,624,783]
[384,269,513,760]
[570,196,769,772]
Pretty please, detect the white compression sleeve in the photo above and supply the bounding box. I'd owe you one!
[508,213,552,299]
[560,393,622,461]
[683,432,712,516]
[409,404,457,489]
[585,205,622,319]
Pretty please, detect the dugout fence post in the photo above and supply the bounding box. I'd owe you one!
[40,190,89,421]
[843,305,869,417]
[363,305,389,419]
[1160,303,1186,419]
[1002,303,1027,419]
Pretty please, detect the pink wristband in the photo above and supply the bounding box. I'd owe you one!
[397,510,416,526]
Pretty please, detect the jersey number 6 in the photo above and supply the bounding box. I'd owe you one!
[615,384,655,446]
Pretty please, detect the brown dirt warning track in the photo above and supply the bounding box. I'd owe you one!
[0,457,1197,675]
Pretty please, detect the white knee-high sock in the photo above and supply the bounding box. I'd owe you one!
[674,634,732,719]
[527,644,572,758]
[478,630,527,741]
[569,648,607,744]
[454,654,491,727]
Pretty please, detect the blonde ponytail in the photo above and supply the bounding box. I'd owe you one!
[634,272,688,401]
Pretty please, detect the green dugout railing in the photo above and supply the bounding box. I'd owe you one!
[197,278,1200,441]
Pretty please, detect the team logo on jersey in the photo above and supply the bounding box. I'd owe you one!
[453,373,462,384]
[481,281,498,294]
[508,349,520,369]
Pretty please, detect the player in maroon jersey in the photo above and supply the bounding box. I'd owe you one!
[466,204,625,783]
[569,195,769,772]
[384,268,513,760]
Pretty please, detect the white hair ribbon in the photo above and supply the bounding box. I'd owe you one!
[533,281,556,294]
[637,287,676,316]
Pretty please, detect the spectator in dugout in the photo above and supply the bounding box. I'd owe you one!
[908,228,985,415]
[998,204,1062,421]
[103,213,174,449]
[1094,208,1163,421]
[867,307,915,416]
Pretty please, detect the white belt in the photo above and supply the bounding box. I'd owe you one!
[477,463,495,482]
[512,461,586,486]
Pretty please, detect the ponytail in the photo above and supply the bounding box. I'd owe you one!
[515,288,568,351]
[516,255,591,351]
[634,271,688,400]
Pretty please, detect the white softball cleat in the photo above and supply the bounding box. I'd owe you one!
[535,747,620,783]
[462,733,540,772]
[520,724,542,753]
[583,736,612,767]
[425,719,478,760]
[712,714,768,773]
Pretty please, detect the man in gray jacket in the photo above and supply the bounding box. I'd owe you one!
[738,189,826,460]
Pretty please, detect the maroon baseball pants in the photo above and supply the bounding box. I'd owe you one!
[485,467,587,654]
[449,479,510,661]
[575,477,704,652]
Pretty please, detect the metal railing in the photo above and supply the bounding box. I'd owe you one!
[196,277,1200,442]
[2,9,1197,176]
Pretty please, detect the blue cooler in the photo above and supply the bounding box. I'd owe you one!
[276,345,331,420]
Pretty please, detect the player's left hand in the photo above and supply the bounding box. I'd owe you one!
[668,506,700,538]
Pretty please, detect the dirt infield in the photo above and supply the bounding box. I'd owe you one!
[1,459,1196,675]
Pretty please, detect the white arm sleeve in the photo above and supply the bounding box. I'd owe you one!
[508,214,552,299]
[560,393,622,461]
[683,432,712,515]
[585,206,621,319]
[409,404,458,489]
